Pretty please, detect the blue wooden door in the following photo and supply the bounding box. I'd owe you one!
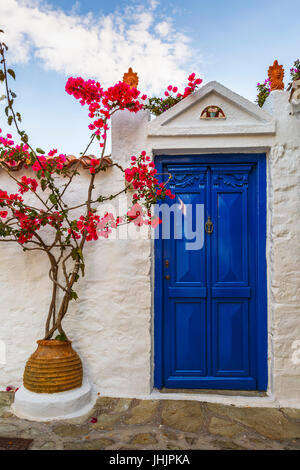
[154,155,267,391]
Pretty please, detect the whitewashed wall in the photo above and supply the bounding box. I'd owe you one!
[0,109,153,396]
[1,88,300,406]
[263,92,300,402]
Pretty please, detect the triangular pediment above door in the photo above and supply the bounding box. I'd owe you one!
[148,81,275,136]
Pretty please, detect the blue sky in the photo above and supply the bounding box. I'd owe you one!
[0,0,298,156]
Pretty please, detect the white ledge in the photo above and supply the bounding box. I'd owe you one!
[148,123,276,137]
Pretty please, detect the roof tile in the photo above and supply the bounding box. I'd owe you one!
[0,155,112,172]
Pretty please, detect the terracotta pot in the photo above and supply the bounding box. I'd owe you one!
[23,340,83,394]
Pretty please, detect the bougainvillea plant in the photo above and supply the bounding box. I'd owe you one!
[256,78,271,108]
[287,59,300,91]
[143,73,203,116]
[0,32,188,340]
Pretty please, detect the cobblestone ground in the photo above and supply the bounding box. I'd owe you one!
[1,392,300,450]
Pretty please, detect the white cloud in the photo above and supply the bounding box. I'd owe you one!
[155,21,171,38]
[0,0,202,93]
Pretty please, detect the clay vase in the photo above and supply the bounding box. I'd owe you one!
[23,340,83,393]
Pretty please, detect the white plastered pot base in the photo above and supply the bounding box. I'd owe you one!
[11,377,96,422]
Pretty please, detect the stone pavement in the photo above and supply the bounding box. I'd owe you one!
[1,391,300,450]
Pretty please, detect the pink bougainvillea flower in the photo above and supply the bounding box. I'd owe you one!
[165,189,176,199]
[149,217,162,229]
[127,203,144,226]
[89,158,100,174]
[6,386,12,392]
[18,176,38,194]
[90,417,98,423]
[48,149,58,157]
[0,211,8,218]
[58,154,66,163]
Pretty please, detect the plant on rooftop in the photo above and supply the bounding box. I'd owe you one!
[287,59,300,91]
[143,73,203,116]
[256,78,271,108]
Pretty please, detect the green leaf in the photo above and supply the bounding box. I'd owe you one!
[77,247,83,260]
[41,179,47,191]
[37,170,43,179]
[80,263,85,277]
[7,115,13,126]
[71,248,77,260]
[0,70,4,82]
[69,290,78,301]
[49,194,57,205]
[7,69,15,80]
[36,148,45,154]
[44,170,50,179]
[55,333,67,341]
[70,220,78,230]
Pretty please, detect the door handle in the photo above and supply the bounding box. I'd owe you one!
[205,216,213,234]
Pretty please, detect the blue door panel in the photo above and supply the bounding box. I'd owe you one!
[174,192,206,285]
[164,376,257,390]
[154,154,267,391]
[168,287,207,298]
[212,299,249,376]
[211,165,251,287]
[171,300,207,375]
[215,192,245,283]
[212,287,251,297]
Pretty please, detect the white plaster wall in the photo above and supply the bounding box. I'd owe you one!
[263,91,300,402]
[0,109,154,396]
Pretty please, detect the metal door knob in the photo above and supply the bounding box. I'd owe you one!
[205,216,213,234]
